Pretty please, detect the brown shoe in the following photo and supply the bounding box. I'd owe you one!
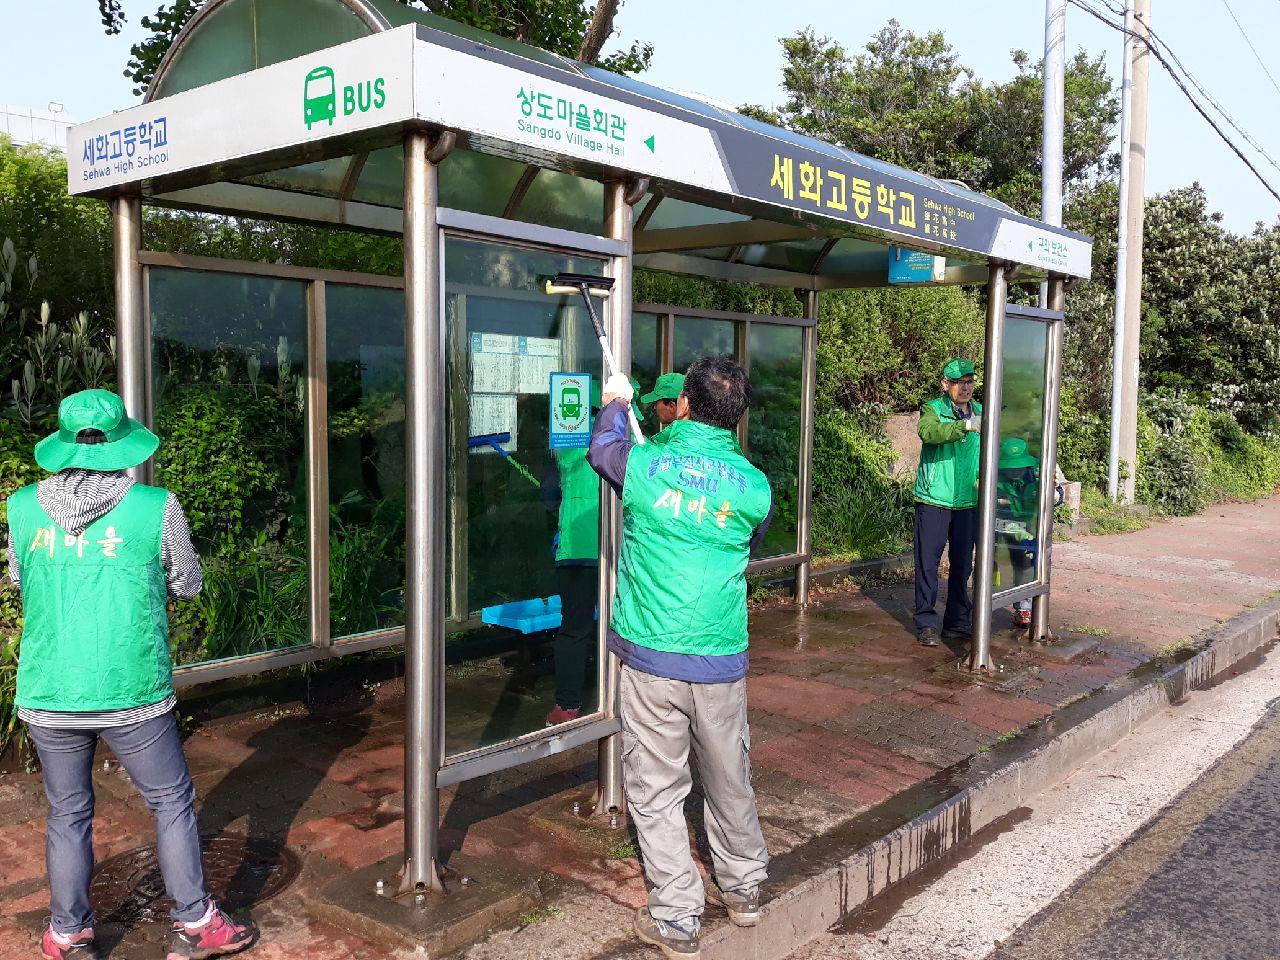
[634,907,700,959]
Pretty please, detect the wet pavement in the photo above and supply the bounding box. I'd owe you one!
[990,703,1280,960]
[0,496,1278,960]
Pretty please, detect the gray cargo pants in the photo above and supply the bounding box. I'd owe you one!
[619,664,769,923]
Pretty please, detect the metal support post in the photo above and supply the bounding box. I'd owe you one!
[306,280,331,648]
[401,129,446,894]
[594,178,641,820]
[1031,279,1066,641]
[112,194,149,483]
[970,264,1008,672]
[794,291,819,607]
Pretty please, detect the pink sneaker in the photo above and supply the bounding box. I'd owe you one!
[40,925,99,960]
[546,704,582,726]
[1014,609,1032,628]
[165,903,255,959]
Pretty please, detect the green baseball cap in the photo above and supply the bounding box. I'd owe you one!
[942,358,976,380]
[35,389,160,473]
[999,436,1038,470]
[640,372,685,404]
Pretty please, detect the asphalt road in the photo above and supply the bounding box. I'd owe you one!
[990,701,1280,960]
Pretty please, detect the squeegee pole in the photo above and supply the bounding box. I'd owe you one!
[577,287,646,446]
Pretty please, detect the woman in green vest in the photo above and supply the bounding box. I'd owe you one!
[5,390,255,960]
[913,359,982,652]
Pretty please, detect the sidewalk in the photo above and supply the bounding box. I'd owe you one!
[1,497,1278,960]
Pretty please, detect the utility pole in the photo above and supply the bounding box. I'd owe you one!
[1040,0,1066,306]
[1031,0,1066,641]
[1108,0,1151,503]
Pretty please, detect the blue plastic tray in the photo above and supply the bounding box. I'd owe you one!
[481,595,562,634]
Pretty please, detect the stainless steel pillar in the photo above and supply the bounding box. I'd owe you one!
[401,130,446,894]
[795,291,819,607]
[594,179,637,819]
[970,264,1008,672]
[306,281,332,649]
[112,194,148,482]
[1031,279,1066,641]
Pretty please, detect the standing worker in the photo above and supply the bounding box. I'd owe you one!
[589,357,773,960]
[640,372,685,432]
[913,359,982,653]
[5,390,256,960]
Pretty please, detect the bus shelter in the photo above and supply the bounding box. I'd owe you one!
[67,0,1092,896]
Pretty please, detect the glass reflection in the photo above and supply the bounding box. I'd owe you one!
[995,316,1049,611]
[673,315,734,370]
[326,284,407,639]
[149,268,310,666]
[746,324,803,558]
[444,238,606,757]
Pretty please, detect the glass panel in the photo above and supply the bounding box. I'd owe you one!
[149,268,310,666]
[641,196,750,231]
[439,151,530,219]
[154,0,370,99]
[444,237,607,757]
[326,284,407,638]
[746,325,804,559]
[994,315,1050,604]
[242,157,352,199]
[673,315,734,370]
[516,168,605,235]
[630,312,662,433]
[738,239,829,273]
[350,146,405,208]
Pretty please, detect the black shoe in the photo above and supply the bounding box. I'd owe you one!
[916,627,940,647]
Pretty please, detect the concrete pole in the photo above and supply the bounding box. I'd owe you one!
[401,129,446,895]
[794,291,819,607]
[970,264,1008,673]
[112,194,149,482]
[1039,0,1066,307]
[1031,0,1066,636]
[1115,0,1151,503]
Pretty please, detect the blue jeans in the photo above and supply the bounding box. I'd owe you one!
[27,711,210,935]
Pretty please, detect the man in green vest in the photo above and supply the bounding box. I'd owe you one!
[913,358,982,652]
[640,372,685,432]
[589,357,773,960]
[5,390,255,960]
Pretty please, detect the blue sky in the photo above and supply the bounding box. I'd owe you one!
[5,0,1278,234]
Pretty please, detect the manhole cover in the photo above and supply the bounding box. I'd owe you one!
[89,835,300,924]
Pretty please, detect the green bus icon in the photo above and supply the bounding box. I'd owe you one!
[559,385,583,421]
[304,66,336,129]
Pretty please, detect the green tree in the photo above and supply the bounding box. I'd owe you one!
[100,0,652,96]
[745,21,1118,216]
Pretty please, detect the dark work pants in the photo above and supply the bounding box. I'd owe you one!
[554,563,597,711]
[913,503,976,634]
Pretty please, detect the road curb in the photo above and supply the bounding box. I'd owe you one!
[696,598,1280,960]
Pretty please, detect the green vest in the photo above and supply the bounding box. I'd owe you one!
[913,397,983,510]
[611,420,772,657]
[555,448,600,563]
[9,483,173,712]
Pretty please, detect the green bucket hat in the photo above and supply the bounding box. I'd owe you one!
[942,358,976,380]
[35,389,160,473]
[999,436,1038,470]
[640,372,686,404]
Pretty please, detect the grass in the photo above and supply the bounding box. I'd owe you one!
[518,906,566,925]
[1079,486,1151,536]
[1065,623,1110,637]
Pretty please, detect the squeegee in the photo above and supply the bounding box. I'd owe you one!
[545,272,646,446]
[467,432,540,487]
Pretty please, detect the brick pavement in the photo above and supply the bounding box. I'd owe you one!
[0,497,1278,960]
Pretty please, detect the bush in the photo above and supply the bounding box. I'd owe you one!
[811,410,913,561]
[0,417,43,757]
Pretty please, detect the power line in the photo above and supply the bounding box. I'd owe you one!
[1219,0,1280,99]
[1066,0,1280,204]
